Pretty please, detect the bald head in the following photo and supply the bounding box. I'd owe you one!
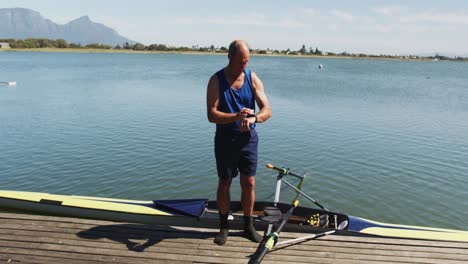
[228,40,250,58]
[226,40,250,74]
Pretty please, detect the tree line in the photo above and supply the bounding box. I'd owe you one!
[0,38,112,49]
[0,38,322,54]
[1,38,466,61]
[0,38,209,52]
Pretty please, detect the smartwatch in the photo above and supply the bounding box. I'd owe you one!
[247,114,257,123]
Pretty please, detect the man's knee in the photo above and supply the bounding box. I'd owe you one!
[240,175,255,190]
[218,177,232,189]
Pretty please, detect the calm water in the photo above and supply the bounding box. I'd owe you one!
[1,52,467,230]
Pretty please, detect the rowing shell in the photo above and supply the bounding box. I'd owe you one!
[1,190,468,242]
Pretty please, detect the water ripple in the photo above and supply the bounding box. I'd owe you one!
[1,52,468,229]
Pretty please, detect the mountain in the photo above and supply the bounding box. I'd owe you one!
[0,8,136,46]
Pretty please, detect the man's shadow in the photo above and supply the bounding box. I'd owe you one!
[76,223,248,252]
[77,223,224,252]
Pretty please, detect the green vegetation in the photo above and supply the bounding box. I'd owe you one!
[0,38,113,49]
[1,38,466,62]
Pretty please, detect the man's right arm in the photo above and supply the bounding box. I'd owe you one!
[206,74,250,124]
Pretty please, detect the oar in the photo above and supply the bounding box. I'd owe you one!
[249,164,305,264]
[249,200,299,264]
[275,230,336,247]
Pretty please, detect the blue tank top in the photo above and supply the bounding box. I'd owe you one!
[216,68,256,133]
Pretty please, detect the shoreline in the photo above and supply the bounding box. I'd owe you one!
[1,48,463,62]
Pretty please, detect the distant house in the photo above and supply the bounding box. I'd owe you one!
[0,42,11,48]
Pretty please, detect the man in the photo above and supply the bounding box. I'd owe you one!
[206,40,272,245]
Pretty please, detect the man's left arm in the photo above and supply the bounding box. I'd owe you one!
[251,71,272,123]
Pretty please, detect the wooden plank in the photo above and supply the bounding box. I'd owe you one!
[2,216,467,251]
[0,230,400,264]
[2,218,468,258]
[0,249,189,264]
[0,244,405,264]
[3,212,468,250]
[1,212,468,264]
[0,253,110,264]
[2,230,468,262]
[2,233,467,264]
[0,240,251,264]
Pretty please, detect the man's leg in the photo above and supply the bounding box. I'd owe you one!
[240,174,262,242]
[240,174,255,215]
[214,177,232,245]
[217,177,232,215]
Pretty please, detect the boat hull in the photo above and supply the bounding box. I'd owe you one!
[1,190,468,242]
[0,191,339,232]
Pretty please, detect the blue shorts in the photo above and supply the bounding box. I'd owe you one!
[215,129,258,179]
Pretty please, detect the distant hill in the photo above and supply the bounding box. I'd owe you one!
[0,8,136,46]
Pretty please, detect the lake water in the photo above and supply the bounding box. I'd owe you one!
[1,51,467,230]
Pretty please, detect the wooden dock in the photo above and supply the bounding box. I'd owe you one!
[1,213,468,263]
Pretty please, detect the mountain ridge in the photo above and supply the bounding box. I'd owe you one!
[0,8,136,46]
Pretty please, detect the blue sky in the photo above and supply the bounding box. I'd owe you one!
[4,0,468,55]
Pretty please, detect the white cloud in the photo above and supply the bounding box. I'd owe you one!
[299,8,317,16]
[330,10,354,21]
[371,6,468,25]
[371,5,406,16]
[170,17,195,25]
[403,12,468,25]
[97,5,468,55]
[275,18,307,28]
[205,12,270,26]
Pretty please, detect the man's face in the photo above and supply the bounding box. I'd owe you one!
[231,47,250,73]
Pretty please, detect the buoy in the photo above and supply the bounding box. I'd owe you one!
[1,81,16,86]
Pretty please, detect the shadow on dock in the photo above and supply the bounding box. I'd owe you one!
[76,223,245,252]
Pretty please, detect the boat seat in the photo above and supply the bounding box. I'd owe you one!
[259,215,281,224]
[259,206,282,223]
[263,206,281,216]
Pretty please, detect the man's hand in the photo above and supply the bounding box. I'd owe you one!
[239,108,255,132]
[236,108,254,121]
